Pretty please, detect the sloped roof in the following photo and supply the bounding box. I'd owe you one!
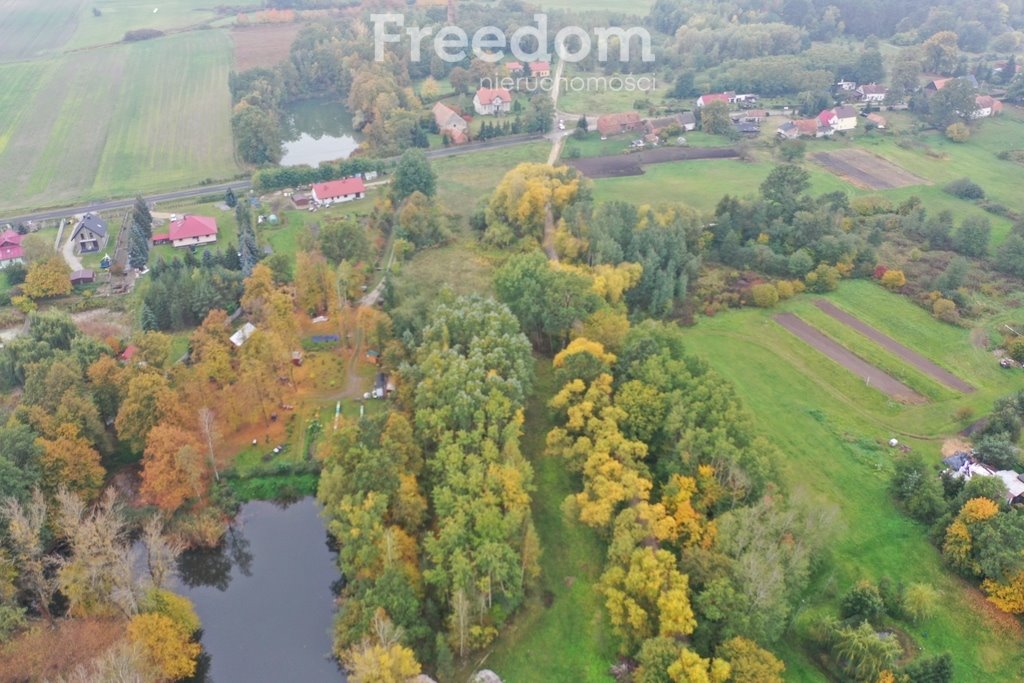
[858,83,888,95]
[312,177,366,200]
[0,230,23,261]
[432,101,467,130]
[72,212,107,238]
[698,92,730,104]
[596,111,642,134]
[230,322,257,348]
[168,215,218,241]
[475,87,512,102]
[834,105,857,119]
[794,119,820,136]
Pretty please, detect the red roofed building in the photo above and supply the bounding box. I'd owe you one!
[696,92,732,107]
[311,177,367,205]
[596,112,644,137]
[530,61,551,77]
[473,87,513,116]
[0,230,24,269]
[164,215,218,249]
[817,109,838,128]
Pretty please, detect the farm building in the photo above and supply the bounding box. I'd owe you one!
[972,95,1003,119]
[311,177,366,205]
[152,214,218,248]
[0,230,24,268]
[645,113,694,136]
[432,102,469,144]
[597,112,643,137]
[925,75,979,92]
[946,458,1024,506]
[473,87,513,116]
[70,269,95,286]
[291,192,310,208]
[732,121,760,136]
[70,213,108,254]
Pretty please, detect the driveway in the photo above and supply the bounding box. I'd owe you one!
[61,224,83,271]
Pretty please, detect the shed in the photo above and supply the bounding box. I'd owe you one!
[70,269,95,285]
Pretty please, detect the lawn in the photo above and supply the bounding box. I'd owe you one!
[463,360,615,682]
[0,30,239,214]
[681,281,1024,681]
[562,130,735,160]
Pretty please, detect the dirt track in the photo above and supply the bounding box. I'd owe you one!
[568,146,739,179]
[775,313,926,403]
[814,301,974,393]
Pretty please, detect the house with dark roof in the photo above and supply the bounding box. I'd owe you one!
[776,121,800,139]
[645,113,693,137]
[732,121,760,136]
[596,112,643,137]
[0,230,24,269]
[473,87,513,116]
[70,269,95,286]
[70,213,108,254]
[310,177,366,205]
[152,215,218,248]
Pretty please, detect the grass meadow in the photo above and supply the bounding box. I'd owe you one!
[682,281,1024,681]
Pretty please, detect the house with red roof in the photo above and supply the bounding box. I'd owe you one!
[529,61,551,77]
[473,87,513,116]
[972,95,1003,119]
[152,215,218,249]
[0,230,24,269]
[696,92,733,107]
[432,102,469,145]
[596,112,644,137]
[311,177,367,205]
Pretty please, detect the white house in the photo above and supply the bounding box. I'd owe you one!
[696,92,732,108]
[857,83,888,103]
[972,95,1003,119]
[473,87,513,116]
[831,105,858,131]
[152,214,218,249]
[311,177,367,205]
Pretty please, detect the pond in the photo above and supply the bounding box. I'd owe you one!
[281,98,362,167]
[174,498,345,682]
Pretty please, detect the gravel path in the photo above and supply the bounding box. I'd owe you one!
[814,300,974,393]
[775,313,926,403]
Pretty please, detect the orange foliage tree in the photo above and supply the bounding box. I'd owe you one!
[36,424,105,501]
[140,423,210,513]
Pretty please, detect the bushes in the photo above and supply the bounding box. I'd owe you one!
[943,177,985,200]
[945,122,970,143]
[880,269,906,291]
[750,283,780,308]
[840,581,886,625]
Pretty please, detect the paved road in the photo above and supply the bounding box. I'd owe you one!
[1,180,253,227]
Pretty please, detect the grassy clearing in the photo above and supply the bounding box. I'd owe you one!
[557,70,656,115]
[465,359,615,682]
[432,141,552,218]
[682,282,1024,681]
[590,155,851,212]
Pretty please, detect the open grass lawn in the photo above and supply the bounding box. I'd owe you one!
[591,156,851,212]
[464,360,615,682]
[432,141,551,217]
[557,69,657,115]
[563,130,736,160]
[0,30,239,214]
[681,281,1024,681]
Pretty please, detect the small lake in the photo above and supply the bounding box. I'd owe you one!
[281,99,362,167]
[174,498,345,682]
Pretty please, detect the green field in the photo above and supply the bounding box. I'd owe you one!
[0,30,239,214]
[682,281,1024,681]
[557,69,657,115]
[0,0,82,61]
[432,141,552,217]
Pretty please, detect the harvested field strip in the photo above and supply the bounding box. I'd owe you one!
[812,148,927,190]
[232,23,304,70]
[815,300,975,393]
[568,146,739,179]
[775,313,926,403]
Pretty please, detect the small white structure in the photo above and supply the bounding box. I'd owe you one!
[229,322,257,348]
[152,214,218,249]
[889,438,899,447]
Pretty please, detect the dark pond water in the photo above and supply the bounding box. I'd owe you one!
[281,98,361,167]
[174,497,345,682]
